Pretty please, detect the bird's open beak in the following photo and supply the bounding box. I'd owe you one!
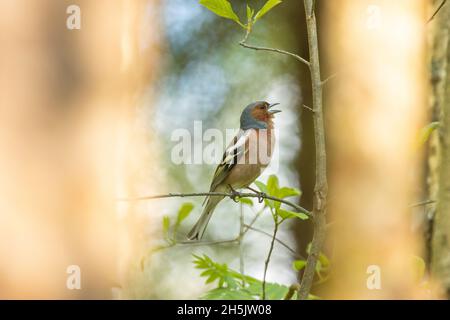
[268,103,281,114]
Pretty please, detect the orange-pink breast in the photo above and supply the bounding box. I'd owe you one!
[223,129,275,189]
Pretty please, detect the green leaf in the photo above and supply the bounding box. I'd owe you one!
[276,208,309,220]
[412,255,426,283]
[199,0,243,26]
[246,5,254,23]
[266,175,279,195]
[162,216,170,235]
[176,202,194,226]
[318,252,330,268]
[194,254,293,300]
[419,121,439,146]
[201,287,255,300]
[293,260,306,271]
[238,197,254,206]
[254,0,282,22]
[193,254,238,289]
[277,187,301,198]
[254,180,267,193]
[246,281,289,300]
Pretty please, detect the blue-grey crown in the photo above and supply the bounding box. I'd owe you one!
[240,101,268,130]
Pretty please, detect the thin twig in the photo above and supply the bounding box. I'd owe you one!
[427,0,447,23]
[239,203,245,285]
[262,221,279,300]
[244,224,304,260]
[239,30,310,67]
[284,283,301,300]
[302,104,315,113]
[118,191,312,218]
[176,239,238,246]
[321,73,337,86]
[410,199,436,208]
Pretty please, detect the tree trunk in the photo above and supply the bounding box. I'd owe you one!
[429,0,450,299]
[323,0,428,299]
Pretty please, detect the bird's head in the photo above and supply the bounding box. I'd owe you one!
[240,101,281,130]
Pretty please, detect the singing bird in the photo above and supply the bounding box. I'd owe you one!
[187,101,281,240]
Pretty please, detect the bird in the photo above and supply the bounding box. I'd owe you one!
[187,101,281,240]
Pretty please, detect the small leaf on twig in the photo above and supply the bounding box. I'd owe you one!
[254,180,268,194]
[254,0,282,22]
[246,5,254,24]
[199,0,244,27]
[277,208,308,220]
[162,216,170,236]
[419,121,439,146]
[293,260,306,271]
[176,202,194,226]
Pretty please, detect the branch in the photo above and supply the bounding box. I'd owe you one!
[298,0,328,300]
[284,283,301,300]
[239,30,310,67]
[239,203,245,285]
[262,220,279,300]
[118,191,312,218]
[410,199,436,208]
[244,224,305,260]
[321,73,337,86]
[427,0,447,23]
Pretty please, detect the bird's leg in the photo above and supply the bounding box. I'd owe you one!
[228,185,240,203]
[246,186,266,203]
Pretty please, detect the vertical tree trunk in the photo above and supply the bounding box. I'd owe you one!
[0,0,161,298]
[429,0,450,298]
[324,0,428,299]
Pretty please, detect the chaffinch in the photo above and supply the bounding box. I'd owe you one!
[187,101,281,240]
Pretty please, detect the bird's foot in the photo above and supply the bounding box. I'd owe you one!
[228,185,241,203]
[246,186,266,203]
[256,192,267,203]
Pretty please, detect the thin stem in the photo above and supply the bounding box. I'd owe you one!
[244,224,304,260]
[239,30,310,67]
[262,221,279,300]
[239,203,245,285]
[321,73,337,86]
[118,191,312,218]
[427,0,447,23]
[298,0,328,300]
[410,199,436,207]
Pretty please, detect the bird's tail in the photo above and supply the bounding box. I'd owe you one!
[187,195,224,240]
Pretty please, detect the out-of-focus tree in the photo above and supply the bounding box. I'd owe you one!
[0,0,161,298]
[323,0,429,299]
[428,0,450,298]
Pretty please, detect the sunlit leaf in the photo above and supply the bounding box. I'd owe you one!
[201,287,255,300]
[419,121,439,146]
[239,197,254,206]
[276,208,309,220]
[412,255,426,283]
[266,174,279,196]
[162,216,170,235]
[277,187,301,198]
[254,0,282,22]
[292,260,306,271]
[318,252,330,268]
[246,5,254,23]
[254,180,267,193]
[194,254,294,300]
[176,202,194,226]
[199,0,243,26]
